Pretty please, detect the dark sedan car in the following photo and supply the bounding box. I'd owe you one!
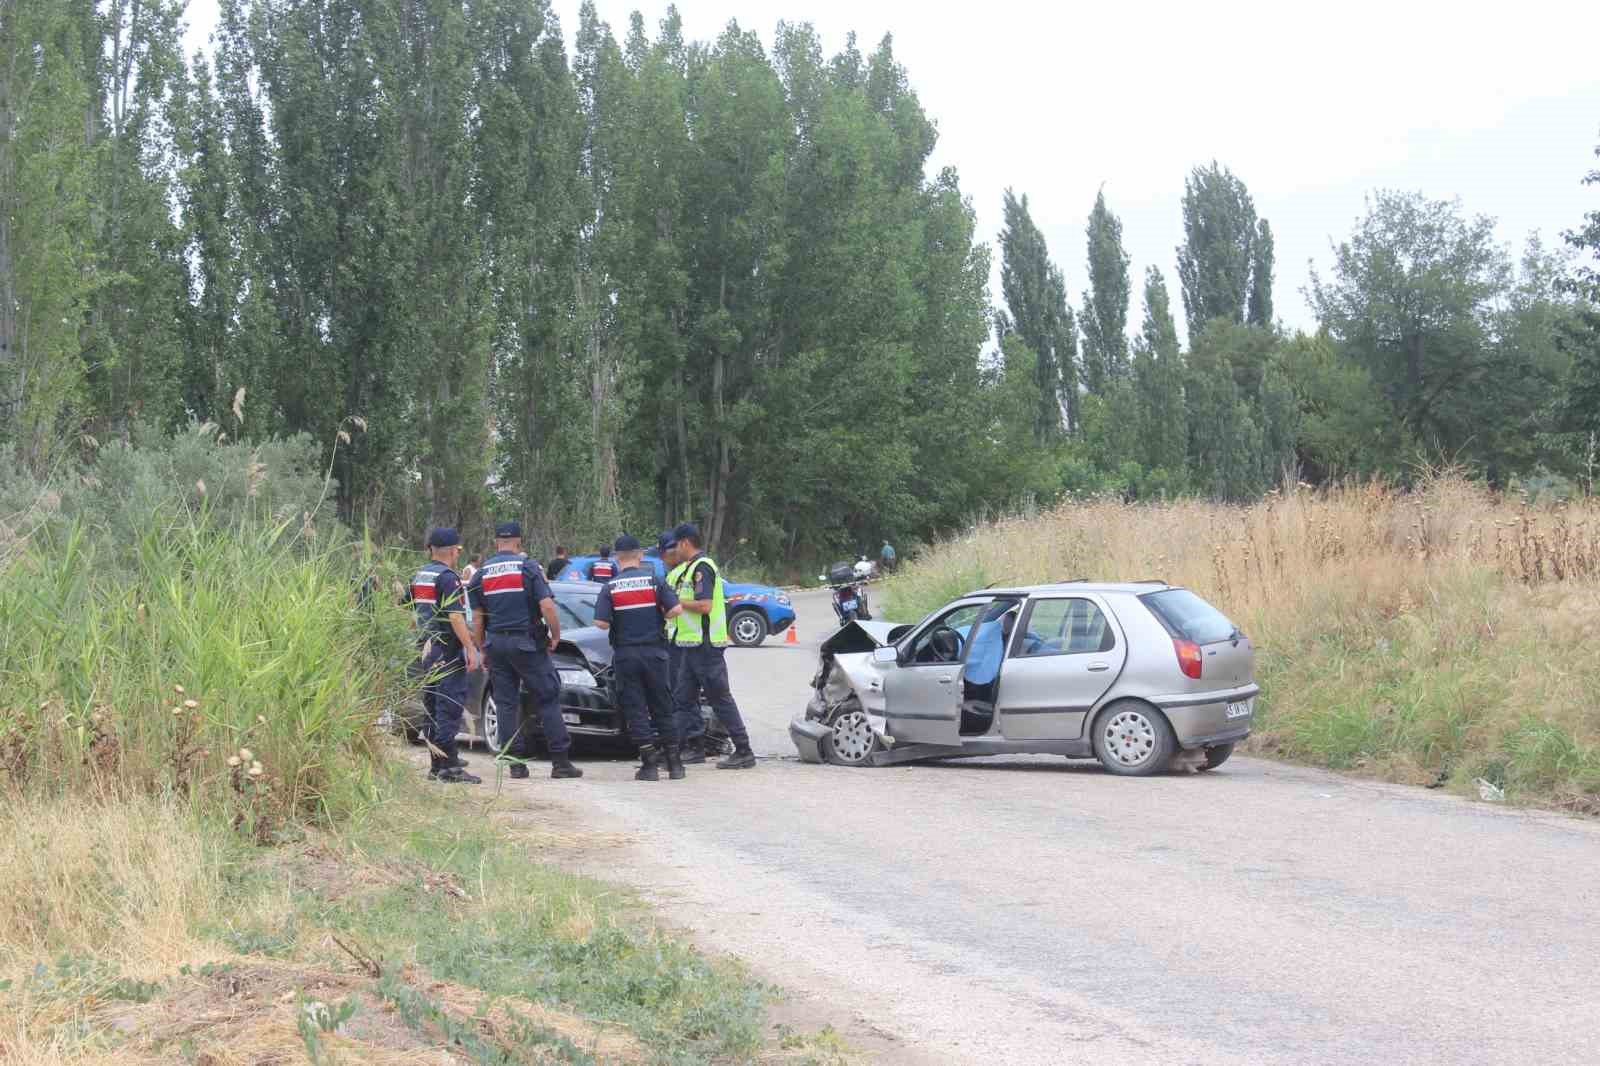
[389,580,726,755]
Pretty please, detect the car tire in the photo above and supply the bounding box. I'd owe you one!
[820,704,880,767]
[729,609,769,648]
[480,690,502,752]
[1091,701,1176,777]
[1198,742,1235,771]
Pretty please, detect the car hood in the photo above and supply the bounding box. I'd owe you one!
[820,619,912,655]
[556,626,612,670]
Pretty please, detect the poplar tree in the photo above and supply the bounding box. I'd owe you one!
[1000,189,1077,437]
[1079,190,1130,394]
[1176,162,1272,338]
[1131,268,1186,478]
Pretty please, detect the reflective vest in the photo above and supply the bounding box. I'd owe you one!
[670,554,729,647]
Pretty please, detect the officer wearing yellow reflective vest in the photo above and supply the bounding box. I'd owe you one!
[667,523,756,769]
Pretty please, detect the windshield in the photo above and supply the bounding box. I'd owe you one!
[554,589,598,629]
[1140,588,1238,645]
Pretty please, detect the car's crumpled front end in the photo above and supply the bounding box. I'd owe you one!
[790,620,910,764]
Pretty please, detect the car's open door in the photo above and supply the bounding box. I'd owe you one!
[882,598,994,746]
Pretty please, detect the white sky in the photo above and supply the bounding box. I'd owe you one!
[182,0,1600,340]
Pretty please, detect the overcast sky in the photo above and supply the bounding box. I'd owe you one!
[182,0,1600,340]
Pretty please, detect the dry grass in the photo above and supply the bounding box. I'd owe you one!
[0,780,786,1064]
[885,477,1600,810]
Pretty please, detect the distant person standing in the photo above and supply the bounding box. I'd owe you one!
[880,541,897,573]
[586,545,617,582]
[593,535,686,780]
[402,528,483,784]
[546,545,570,581]
[469,522,582,780]
[668,523,756,770]
[461,553,482,585]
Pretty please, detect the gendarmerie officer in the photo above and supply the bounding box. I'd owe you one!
[592,534,686,780]
[668,523,756,770]
[403,527,483,783]
[467,521,582,780]
[586,545,617,582]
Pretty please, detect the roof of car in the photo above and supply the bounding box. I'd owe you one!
[964,580,1174,597]
[551,579,603,591]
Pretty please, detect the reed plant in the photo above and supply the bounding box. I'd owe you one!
[0,509,414,833]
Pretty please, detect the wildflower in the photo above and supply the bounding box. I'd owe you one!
[174,685,185,695]
[239,748,253,761]
[248,762,263,778]
[257,716,267,724]
[183,699,199,709]
[227,756,241,768]
[172,707,184,716]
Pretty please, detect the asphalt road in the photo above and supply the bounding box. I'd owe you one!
[506,588,1600,1065]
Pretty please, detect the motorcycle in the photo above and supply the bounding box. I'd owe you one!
[820,560,872,625]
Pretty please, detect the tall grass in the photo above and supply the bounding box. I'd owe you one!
[882,477,1600,811]
[0,510,413,831]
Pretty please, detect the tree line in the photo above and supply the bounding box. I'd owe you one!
[3,0,1598,563]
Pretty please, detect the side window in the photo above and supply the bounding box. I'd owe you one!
[907,602,990,665]
[1013,598,1114,657]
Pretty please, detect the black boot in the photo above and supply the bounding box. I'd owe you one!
[435,765,482,784]
[426,753,445,780]
[634,745,661,782]
[664,744,686,781]
[717,742,756,770]
[550,758,584,780]
[679,736,708,764]
[508,762,529,780]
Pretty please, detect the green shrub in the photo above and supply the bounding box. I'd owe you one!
[0,508,414,829]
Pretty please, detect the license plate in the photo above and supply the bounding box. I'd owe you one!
[1226,699,1253,720]
[562,713,581,725]
[840,599,857,611]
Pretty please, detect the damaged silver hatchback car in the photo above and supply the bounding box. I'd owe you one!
[790,582,1258,775]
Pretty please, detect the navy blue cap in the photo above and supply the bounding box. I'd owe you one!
[494,520,522,539]
[670,522,701,545]
[613,534,641,552]
[426,526,460,548]
[657,530,676,550]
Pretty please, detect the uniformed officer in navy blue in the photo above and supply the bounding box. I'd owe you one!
[468,521,583,780]
[403,527,483,783]
[593,534,686,781]
[657,530,683,693]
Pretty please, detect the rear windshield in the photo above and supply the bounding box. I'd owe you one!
[1140,589,1238,645]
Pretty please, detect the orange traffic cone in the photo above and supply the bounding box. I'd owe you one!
[784,623,799,645]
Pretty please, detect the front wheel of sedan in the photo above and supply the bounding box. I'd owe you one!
[728,609,769,648]
[1091,702,1176,777]
[820,707,880,767]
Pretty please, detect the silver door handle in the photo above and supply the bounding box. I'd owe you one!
[938,676,954,684]
[1087,662,1110,672]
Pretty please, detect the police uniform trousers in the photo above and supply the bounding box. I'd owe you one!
[420,642,470,760]
[614,644,678,748]
[673,643,748,747]
[487,634,572,757]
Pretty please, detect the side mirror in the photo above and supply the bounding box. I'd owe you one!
[872,645,898,664]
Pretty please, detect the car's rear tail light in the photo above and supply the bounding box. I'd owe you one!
[1174,638,1203,679]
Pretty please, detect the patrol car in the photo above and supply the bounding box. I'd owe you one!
[555,548,795,647]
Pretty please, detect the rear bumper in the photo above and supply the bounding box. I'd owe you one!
[1149,683,1260,747]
